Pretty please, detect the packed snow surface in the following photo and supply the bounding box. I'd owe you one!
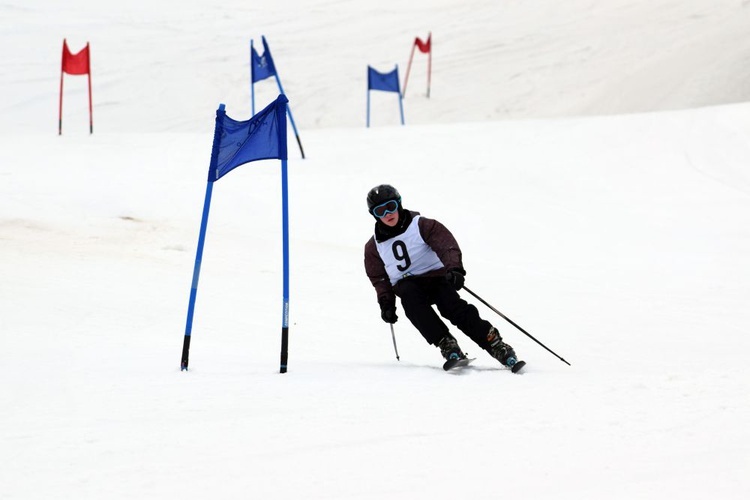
[1,1,749,499]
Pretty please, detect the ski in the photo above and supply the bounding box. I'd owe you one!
[443,357,475,371]
[509,359,526,373]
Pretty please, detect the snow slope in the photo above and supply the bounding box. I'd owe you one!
[2,0,750,132]
[1,1,750,499]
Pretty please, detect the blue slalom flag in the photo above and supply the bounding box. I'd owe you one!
[368,66,401,93]
[251,36,277,83]
[366,65,405,127]
[208,94,289,182]
[182,95,292,373]
[250,36,305,159]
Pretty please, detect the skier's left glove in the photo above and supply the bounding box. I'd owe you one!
[445,268,466,290]
[381,306,398,324]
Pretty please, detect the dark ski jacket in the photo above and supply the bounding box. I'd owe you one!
[364,209,463,308]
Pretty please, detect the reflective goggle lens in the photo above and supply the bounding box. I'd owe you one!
[372,199,399,218]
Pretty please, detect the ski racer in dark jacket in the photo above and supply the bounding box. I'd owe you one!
[363,184,521,369]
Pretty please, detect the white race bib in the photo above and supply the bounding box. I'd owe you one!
[375,215,444,285]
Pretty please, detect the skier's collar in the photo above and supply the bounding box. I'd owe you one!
[375,209,416,242]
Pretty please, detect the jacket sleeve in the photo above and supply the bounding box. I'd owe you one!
[364,236,396,308]
[418,216,463,271]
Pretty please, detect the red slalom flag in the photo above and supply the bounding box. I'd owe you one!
[62,39,90,75]
[415,34,431,53]
[59,39,93,134]
[403,32,432,98]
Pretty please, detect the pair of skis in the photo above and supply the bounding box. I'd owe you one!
[443,356,526,374]
[390,323,527,374]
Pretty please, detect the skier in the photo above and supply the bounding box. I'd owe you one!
[363,184,522,370]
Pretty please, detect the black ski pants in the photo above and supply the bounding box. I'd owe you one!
[394,276,493,350]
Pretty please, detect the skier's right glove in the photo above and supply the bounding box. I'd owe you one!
[380,305,398,324]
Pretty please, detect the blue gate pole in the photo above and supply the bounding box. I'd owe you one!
[181,181,215,371]
[397,64,405,125]
[273,75,305,159]
[366,89,371,128]
[250,40,256,116]
[398,93,405,126]
[280,158,290,373]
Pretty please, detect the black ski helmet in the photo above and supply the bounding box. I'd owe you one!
[367,184,401,213]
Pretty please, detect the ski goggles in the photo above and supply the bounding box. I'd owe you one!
[372,199,399,218]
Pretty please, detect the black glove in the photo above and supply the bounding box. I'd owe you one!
[445,268,466,290]
[380,305,398,324]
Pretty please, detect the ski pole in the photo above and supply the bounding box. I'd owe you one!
[462,285,571,366]
[390,324,400,361]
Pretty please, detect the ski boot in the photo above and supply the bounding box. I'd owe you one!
[438,334,468,371]
[487,327,525,373]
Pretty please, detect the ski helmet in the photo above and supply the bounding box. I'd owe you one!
[367,184,401,213]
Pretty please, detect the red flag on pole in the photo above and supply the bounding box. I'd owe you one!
[62,40,90,75]
[403,32,432,98]
[415,34,431,53]
[59,39,93,135]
